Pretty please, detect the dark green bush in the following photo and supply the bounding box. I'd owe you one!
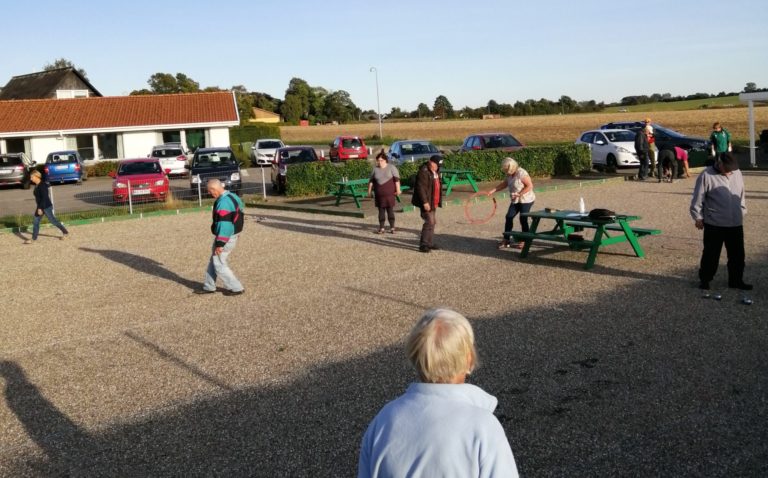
[230,124,281,144]
[283,144,591,197]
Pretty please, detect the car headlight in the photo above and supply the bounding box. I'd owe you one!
[114,181,127,188]
[617,147,632,154]
[154,179,165,186]
[191,176,201,184]
[230,172,240,181]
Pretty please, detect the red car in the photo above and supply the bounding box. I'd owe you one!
[329,135,368,161]
[111,158,169,204]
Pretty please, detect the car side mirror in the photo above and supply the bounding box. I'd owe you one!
[108,171,116,178]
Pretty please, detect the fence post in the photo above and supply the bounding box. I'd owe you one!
[197,175,202,207]
[128,179,133,215]
[260,167,266,200]
[49,184,55,214]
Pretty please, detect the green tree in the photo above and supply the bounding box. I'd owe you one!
[231,85,254,123]
[433,95,454,118]
[323,90,357,123]
[416,103,431,118]
[43,58,88,79]
[487,100,499,114]
[285,78,311,118]
[281,95,303,123]
[135,73,202,95]
[744,82,757,93]
[558,95,576,114]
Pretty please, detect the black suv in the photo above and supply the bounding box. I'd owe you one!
[600,122,710,151]
[0,153,37,189]
[187,147,242,195]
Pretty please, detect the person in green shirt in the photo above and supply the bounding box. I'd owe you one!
[709,122,732,159]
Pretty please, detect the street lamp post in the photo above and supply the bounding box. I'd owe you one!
[369,67,383,139]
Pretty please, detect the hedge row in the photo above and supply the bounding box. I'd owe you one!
[84,160,119,178]
[284,144,591,197]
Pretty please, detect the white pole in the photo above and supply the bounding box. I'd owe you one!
[748,99,756,168]
[128,179,133,215]
[370,67,383,139]
[261,166,266,200]
[49,183,55,214]
[197,175,202,207]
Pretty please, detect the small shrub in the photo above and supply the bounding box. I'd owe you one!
[85,160,119,178]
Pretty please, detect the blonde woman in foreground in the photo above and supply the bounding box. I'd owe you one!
[358,308,518,478]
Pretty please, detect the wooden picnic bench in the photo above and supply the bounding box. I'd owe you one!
[503,209,661,269]
[332,178,410,208]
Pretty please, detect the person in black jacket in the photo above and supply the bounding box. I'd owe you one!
[634,126,650,180]
[412,155,443,253]
[24,170,69,244]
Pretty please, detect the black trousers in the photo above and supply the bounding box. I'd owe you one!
[699,224,745,284]
[378,206,395,228]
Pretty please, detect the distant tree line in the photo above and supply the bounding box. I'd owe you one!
[39,60,767,125]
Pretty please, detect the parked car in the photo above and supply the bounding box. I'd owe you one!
[0,153,36,189]
[270,146,322,193]
[188,147,242,195]
[576,129,639,168]
[329,136,368,161]
[387,140,441,165]
[111,158,169,204]
[599,121,710,151]
[250,138,286,166]
[44,150,86,184]
[150,144,188,177]
[459,133,524,153]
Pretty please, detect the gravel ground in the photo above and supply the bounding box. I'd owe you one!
[1,173,767,477]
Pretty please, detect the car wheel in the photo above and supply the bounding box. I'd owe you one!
[606,154,618,169]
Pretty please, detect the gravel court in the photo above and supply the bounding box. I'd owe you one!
[1,174,767,476]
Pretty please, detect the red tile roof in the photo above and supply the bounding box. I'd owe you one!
[0,92,239,133]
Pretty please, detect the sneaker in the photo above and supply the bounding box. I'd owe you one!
[222,289,245,296]
[375,228,385,234]
[193,288,216,295]
[389,227,396,234]
[418,245,431,253]
[728,282,753,291]
[699,281,710,290]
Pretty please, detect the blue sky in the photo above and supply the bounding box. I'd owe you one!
[3,0,766,112]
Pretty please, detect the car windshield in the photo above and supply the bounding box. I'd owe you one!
[604,131,636,142]
[0,156,23,166]
[119,161,162,175]
[341,138,362,148]
[49,153,78,163]
[279,149,316,164]
[194,151,236,167]
[400,142,438,155]
[258,141,283,149]
[484,135,521,148]
[152,148,184,158]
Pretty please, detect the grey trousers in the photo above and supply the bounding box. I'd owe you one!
[203,234,243,292]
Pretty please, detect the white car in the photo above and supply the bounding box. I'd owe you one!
[149,144,189,177]
[250,139,285,166]
[576,129,639,168]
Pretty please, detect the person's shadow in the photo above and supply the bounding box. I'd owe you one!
[0,361,95,475]
[79,247,200,291]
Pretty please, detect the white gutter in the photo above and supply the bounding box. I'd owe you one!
[0,120,239,139]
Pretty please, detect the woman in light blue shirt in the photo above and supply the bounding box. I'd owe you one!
[358,308,518,478]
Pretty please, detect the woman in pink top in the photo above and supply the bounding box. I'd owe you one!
[674,146,691,178]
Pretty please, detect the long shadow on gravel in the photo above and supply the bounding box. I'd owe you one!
[78,247,199,291]
[3,259,766,477]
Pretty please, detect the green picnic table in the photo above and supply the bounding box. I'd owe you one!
[440,169,479,196]
[504,209,661,269]
[332,178,410,208]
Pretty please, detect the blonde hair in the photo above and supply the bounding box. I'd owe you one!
[501,157,518,175]
[30,170,42,179]
[406,308,478,383]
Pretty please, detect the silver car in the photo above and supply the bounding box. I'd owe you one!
[251,139,286,166]
[387,140,441,165]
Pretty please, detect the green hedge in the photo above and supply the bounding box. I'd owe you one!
[230,124,281,144]
[284,144,591,197]
[84,160,119,178]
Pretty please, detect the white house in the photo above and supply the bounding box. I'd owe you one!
[0,91,240,164]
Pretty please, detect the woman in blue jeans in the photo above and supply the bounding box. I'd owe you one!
[487,157,535,249]
[24,170,69,244]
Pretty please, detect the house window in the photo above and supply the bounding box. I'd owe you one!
[5,138,26,154]
[162,131,182,144]
[56,89,90,99]
[98,133,120,159]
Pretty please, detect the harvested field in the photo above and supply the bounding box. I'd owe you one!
[281,107,768,144]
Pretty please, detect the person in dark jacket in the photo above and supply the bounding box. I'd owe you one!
[412,155,443,253]
[24,170,69,244]
[195,179,245,296]
[656,147,678,183]
[634,126,650,180]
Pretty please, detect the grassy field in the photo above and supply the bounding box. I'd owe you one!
[281,106,768,145]
[603,96,742,113]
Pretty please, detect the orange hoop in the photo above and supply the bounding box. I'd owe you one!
[464,193,497,224]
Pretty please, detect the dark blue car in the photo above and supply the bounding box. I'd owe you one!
[44,150,87,184]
